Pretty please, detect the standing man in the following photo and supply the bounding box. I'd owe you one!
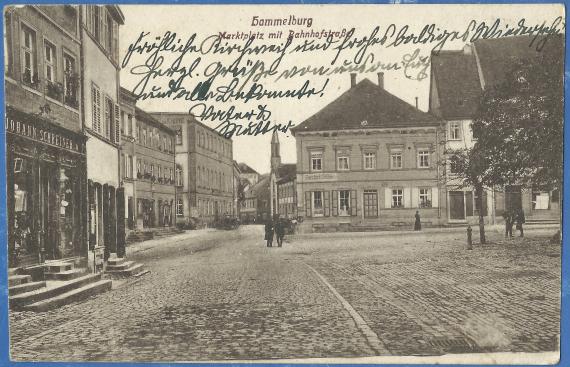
[265,220,274,247]
[515,209,525,237]
[275,218,285,247]
[503,210,513,238]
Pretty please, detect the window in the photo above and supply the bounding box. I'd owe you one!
[176,166,182,186]
[93,6,101,42]
[363,190,378,218]
[21,24,37,86]
[311,151,323,172]
[44,41,56,83]
[337,156,349,171]
[142,128,147,146]
[392,189,403,208]
[390,151,402,169]
[63,53,78,108]
[312,191,323,217]
[121,111,126,134]
[5,12,13,75]
[419,188,432,208]
[158,166,162,181]
[418,150,430,168]
[532,191,550,210]
[91,84,101,132]
[339,190,350,216]
[128,156,133,178]
[136,158,141,176]
[176,199,183,216]
[104,97,113,138]
[449,122,461,140]
[449,159,460,174]
[364,153,376,170]
[169,168,173,181]
[105,12,113,52]
[128,114,133,136]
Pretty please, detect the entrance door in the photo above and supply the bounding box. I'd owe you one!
[40,163,59,260]
[449,191,465,220]
[505,185,522,212]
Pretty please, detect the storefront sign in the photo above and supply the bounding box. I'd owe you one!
[5,117,83,153]
[303,172,338,182]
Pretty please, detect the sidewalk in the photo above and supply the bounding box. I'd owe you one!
[125,228,217,256]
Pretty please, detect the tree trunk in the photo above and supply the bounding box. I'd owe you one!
[476,184,486,244]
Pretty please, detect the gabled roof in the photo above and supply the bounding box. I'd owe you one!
[430,50,482,120]
[292,79,439,134]
[238,163,259,175]
[473,34,564,88]
[276,164,296,184]
[245,175,270,199]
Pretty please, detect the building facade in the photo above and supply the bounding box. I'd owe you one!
[241,175,271,223]
[238,163,260,188]
[5,5,87,266]
[81,5,125,264]
[430,36,562,224]
[152,113,234,226]
[118,87,136,234]
[292,74,446,232]
[268,131,297,219]
[131,108,176,230]
[232,160,241,217]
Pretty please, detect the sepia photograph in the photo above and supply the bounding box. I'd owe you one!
[2,3,565,364]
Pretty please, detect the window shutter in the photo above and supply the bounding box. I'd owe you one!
[114,103,120,143]
[350,190,357,216]
[411,187,419,208]
[332,190,338,216]
[432,187,439,208]
[324,191,330,217]
[88,180,95,250]
[112,22,119,62]
[384,188,392,209]
[403,187,411,208]
[305,191,311,217]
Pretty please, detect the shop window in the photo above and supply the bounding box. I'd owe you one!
[419,188,432,208]
[339,190,350,216]
[392,188,403,208]
[364,190,378,218]
[21,24,38,88]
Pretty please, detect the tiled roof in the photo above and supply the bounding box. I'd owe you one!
[430,50,482,120]
[136,107,175,135]
[238,163,259,175]
[292,79,439,134]
[473,34,564,88]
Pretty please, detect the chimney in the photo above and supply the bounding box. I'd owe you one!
[350,73,357,88]
[415,97,419,109]
[377,72,384,89]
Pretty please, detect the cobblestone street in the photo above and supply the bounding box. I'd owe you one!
[9,226,560,362]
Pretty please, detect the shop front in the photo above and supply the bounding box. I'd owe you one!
[6,107,87,268]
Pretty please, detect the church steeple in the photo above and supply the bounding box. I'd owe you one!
[271,130,281,171]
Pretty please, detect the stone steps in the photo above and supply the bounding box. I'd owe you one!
[9,275,32,287]
[22,280,112,312]
[9,280,47,296]
[45,268,87,281]
[106,260,135,271]
[105,263,146,278]
[10,273,104,310]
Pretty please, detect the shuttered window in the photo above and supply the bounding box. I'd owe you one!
[91,84,101,132]
[114,104,121,143]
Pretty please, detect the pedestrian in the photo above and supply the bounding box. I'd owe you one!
[275,218,285,247]
[515,208,525,237]
[264,220,274,247]
[503,210,513,238]
[414,210,421,231]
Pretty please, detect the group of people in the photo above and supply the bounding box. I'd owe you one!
[264,217,286,247]
[503,208,526,238]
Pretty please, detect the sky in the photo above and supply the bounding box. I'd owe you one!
[118,4,564,174]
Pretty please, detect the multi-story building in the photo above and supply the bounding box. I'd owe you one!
[232,160,241,217]
[238,162,260,188]
[133,108,176,229]
[81,5,125,264]
[151,113,234,226]
[292,73,445,232]
[429,35,562,224]
[118,87,137,234]
[241,175,271,223]
[269,131,297,219]
[5,5,87,267]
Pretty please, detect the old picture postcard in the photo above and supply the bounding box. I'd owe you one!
[3,3,565,365]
